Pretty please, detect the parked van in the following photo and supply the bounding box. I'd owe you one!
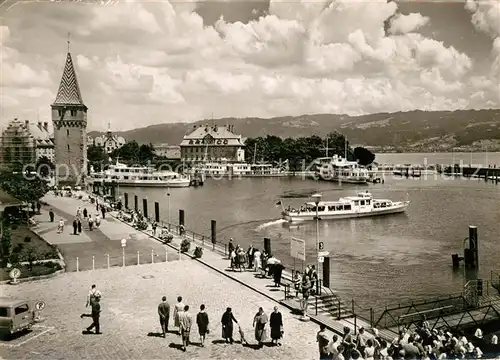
[0,298,40,335]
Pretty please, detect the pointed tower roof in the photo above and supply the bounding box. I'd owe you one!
[52,52,85,107]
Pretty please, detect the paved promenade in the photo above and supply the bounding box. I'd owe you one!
[1,262,328,360]
[33,194,178,271]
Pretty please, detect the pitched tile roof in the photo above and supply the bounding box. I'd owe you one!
[53,52,85,106]
[180,125,245,146]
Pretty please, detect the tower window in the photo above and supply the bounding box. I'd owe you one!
[58,110,63,116]
[70,110,77,117]
[67,145,70,151]
[67,129,69,136]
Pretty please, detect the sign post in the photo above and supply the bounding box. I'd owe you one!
[290,237,306,262]
[121,239,127,267]
[9,268,21,285]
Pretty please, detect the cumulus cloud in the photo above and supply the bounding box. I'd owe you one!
[0,0,497,130]
[389,13,430,35]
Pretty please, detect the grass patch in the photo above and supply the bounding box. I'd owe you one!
[10,224,59,260]
[0,262,62,281]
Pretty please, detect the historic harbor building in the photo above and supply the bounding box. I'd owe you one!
[0,118,54,167]
[180,125,245,162]
[51,49,88,185]
[90,123,126,153]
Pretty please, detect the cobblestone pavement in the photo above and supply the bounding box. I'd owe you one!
[37,194,177,271]
[0,261,330,360]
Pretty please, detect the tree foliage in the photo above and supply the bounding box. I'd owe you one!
[353,147,376,166]
[0,168,49,204]
[1,226,11,262]
[109,141,155,164]
[244,132,365,170]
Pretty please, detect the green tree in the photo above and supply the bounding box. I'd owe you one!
[353,147,376,166]
[35,156,54,178]
[111,141,140,163]
[0,168,49,204]
[87,145,107,164]
[1,226,11,263]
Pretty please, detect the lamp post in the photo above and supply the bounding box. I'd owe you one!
[167,188,171,232]
[311,193,322,295]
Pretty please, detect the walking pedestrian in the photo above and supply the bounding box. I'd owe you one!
[88,216,94,231]
[86,284,102,307]
[81,296,101,334]
[173,296,185,335]
[101,205,105,219]
[152,222,157,236]
[253,248,262,272]
[73,218,78,235]
[273,262,285,287]
[77,207,81,218]
[229,249,236,270]
[158,296,170,337]
[270,306,283,346]
[36,202,41,214]
[83,208,88,218]
[247,245,255,269]
[77,218,82,234]
[221,307,238,344]
[317,324,330,360]
[57,218,64,233]
[95,213,101,227]
[49,209,54,222]
[196,304,209,347]
[178,305,192,352]
[228,238,234,259]
[253,307,268,348]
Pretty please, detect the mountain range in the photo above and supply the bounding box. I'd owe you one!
[89,109,500,152]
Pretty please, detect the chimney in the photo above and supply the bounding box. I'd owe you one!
[43,122,48,131]
[38,122,42,130]
[25,120,29,127]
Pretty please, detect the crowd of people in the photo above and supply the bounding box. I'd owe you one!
[317,320,500,360]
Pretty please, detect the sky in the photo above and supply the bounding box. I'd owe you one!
[0,0,499,132]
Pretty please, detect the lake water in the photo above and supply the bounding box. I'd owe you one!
[117,153,500,309]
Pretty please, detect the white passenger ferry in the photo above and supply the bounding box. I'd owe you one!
[281,191,409,222]
[89,162,191,187]
[192,161,288,178]
[313,155,370,184]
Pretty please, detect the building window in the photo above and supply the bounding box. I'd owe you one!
[67,129,70,136]
[71,110,77,117]
[67,144,70,151]
[58,110,63,116]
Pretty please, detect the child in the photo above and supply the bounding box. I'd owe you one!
[238,324,248,345]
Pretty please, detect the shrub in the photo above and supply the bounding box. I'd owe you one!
[193,246,203,258]
[44,261,62,270]
[159,230,173,244]
[135,219,148,231]
[24,236,31,243]
[180,238,191,253]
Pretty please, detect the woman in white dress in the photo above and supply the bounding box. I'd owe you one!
[173,296,185,333]
[253,249,262,272]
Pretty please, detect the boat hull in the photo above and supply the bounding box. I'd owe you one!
[283,202,409,222]
[103,180,191,188]
[316,175,369,184]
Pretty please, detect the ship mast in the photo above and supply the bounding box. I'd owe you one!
[253,142,257,164]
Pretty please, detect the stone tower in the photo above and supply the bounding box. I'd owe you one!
[51,50,87,186]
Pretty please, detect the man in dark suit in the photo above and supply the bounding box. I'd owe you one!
[82,297,101,334]
[158,296,170,337]
[247,245,255,268]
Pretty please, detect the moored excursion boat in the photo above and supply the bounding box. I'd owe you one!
[89,162,191,188]
[312,155,370,184]
[280,191,409,222]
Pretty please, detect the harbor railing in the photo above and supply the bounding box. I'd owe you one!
[156,220,229,258]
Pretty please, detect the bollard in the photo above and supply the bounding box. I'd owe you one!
[92,256,95,270]
[151,249,154,264]
[122,249,125,267]
[137,251,140,265]
[76,257,79,272]
[107,254,110,268]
